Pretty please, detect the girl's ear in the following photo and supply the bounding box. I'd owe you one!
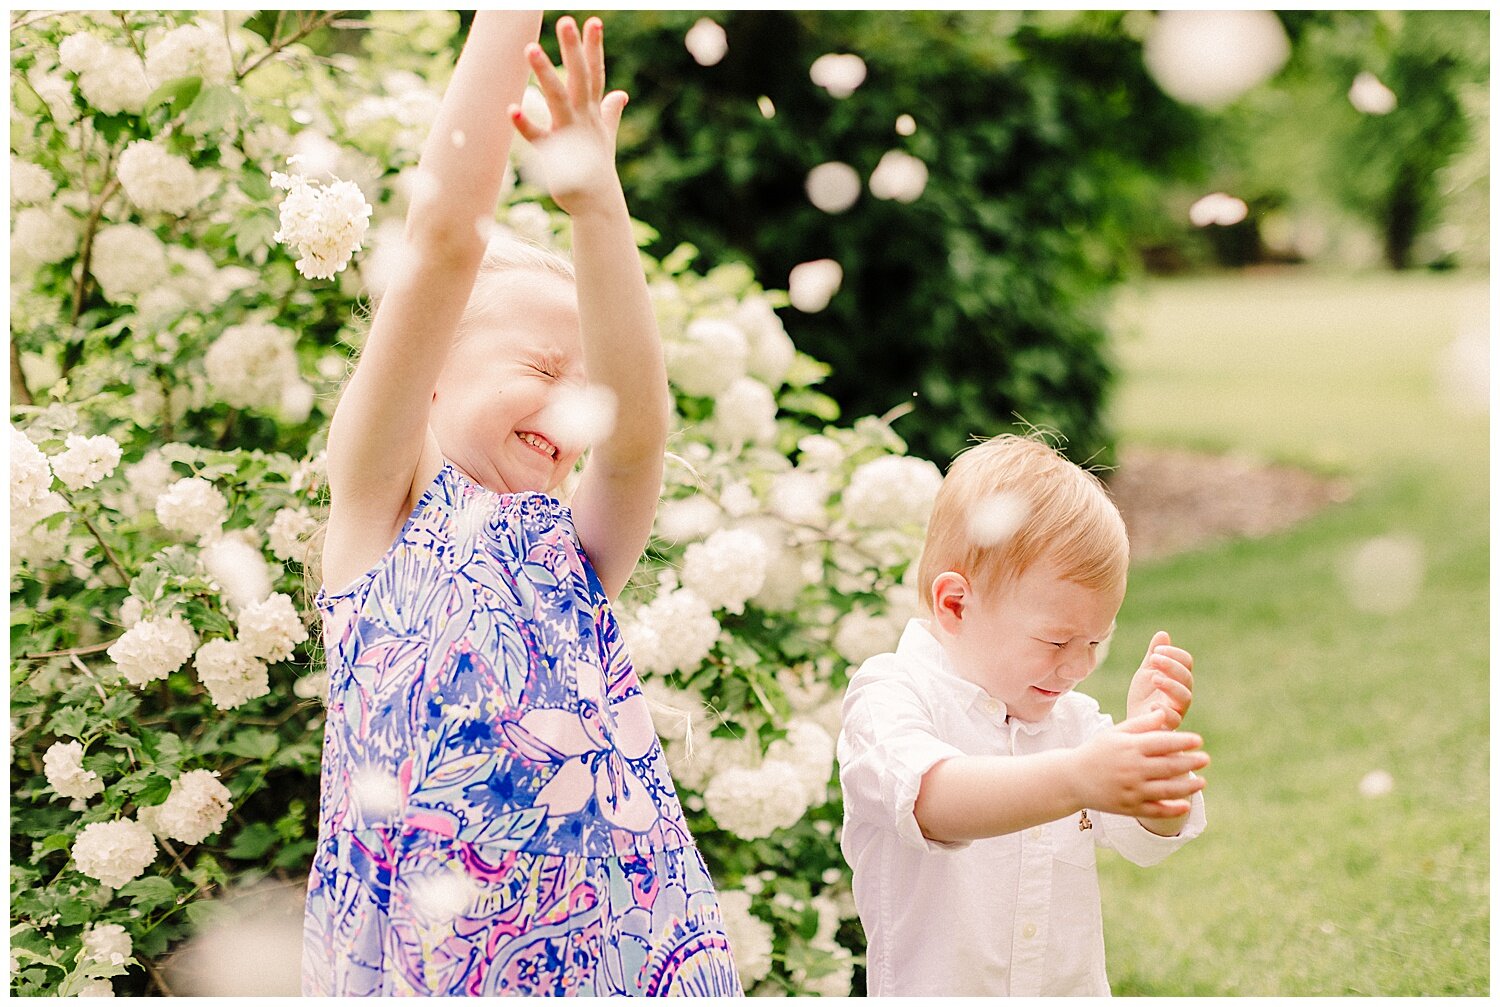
[930,571,969,635]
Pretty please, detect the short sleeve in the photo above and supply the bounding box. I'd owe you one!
[837,656,969,852]
[1077,702,1207,866]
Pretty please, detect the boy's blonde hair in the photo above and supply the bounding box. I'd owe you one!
[915,434,1129,610]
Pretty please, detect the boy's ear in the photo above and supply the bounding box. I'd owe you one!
[930,572,969,634]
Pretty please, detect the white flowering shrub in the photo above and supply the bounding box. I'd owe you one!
[11,11,936,996]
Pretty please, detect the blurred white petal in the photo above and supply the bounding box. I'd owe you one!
[805,162,861,214]
[685,18,728,67]
[788,259,843,313]
[1143,11,1289,109]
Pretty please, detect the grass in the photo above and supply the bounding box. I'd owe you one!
[1087,268,1489,995]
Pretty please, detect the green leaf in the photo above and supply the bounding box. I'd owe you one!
[225,729,278,761]
[225,822,278,861]
[117,876,177,911]
[240,168,273,203]
[47,706,89,740]
[144,75,203,115]
[37,832,73,856]
[90,112,133,145]
[183,899,221,929]
[135,774,171,806]
[778,389,841,421]
[271,838,316,870]
[181,84,245,137]
[233,212,278,263]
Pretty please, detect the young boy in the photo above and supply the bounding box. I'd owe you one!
[837,434,1209,996]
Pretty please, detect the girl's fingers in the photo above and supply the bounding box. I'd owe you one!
[585,18,606,105]
[526,43,571,122]
[601,90,628,140]
[556,16,589,110]
[509,104,544,144]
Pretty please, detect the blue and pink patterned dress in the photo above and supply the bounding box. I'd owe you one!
[302,461,741,996]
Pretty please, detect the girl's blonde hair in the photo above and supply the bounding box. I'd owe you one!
[302,234,577,602]
[915,433,1129,610]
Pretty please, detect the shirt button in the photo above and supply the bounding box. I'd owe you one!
[983,698,1001,715]
[1022,923,1037,939]
[1028,827,1044,840]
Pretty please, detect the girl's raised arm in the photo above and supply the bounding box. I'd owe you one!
[325,12,541,529]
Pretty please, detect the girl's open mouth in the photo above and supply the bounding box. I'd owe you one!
[516,430,558,459]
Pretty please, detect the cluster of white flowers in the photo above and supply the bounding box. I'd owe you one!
[236,593,308,662]
[65,38,152,115]
[702,759,809,840]
[653,496,722,545]
[711,378,778,447]
[763,719,837,806]
[43,741,104,801]
[268,508,319,563]
[681,529,769,615]
[203,322,311,415]
[717,890,775,986]
[144,21,236,86]
[832,606,904,667]
[665,318,748,397]
[71,819,157,890]
[80,923,132,966]
[200,535,274,615]
[11,425,53,512]
[90,224,169,303]
[107,614,199,687]
[117,139,206,216]
[841,454,944,527]
[11,157,56,204]
[621,588,720,677]
[194,639,269,710]
[270,161,373,280]
[11,206,80,266]
[138,769,232,844]
[76,978,116,997]
[50,434,122,492]
[767,469,831,527]
[155,477,228,540]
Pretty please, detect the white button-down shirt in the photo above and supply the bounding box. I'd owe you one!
[838,619,1206,997]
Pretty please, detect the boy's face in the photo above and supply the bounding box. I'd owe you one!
[936,559,1124,723]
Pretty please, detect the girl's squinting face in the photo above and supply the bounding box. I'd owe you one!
[940,560,1124,723]
[430,271,585,494]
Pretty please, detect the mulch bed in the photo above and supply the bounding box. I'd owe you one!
[1105,447,1354,561]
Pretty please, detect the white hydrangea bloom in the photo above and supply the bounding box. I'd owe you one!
[735,296,795,388]
[717,890,774,986]
[11,492,70,567]
[11,425,53,512]
[268,507,318,563]
[90,224,169,303]
[653,496,722,544]
[144,21,235,86]
[620,588,720,677]
[711,377,778,447]
[203,322,303,412]
[76,978,116,997]
[795,433,845,470]
[118,595,144,629]
[11,206,79,265]
[841,454,944,528]
[768,469,831,527]
[833,607,903,667]
[703,759,810,839]
[10,158,56,204]
[50,433,122,491]
[664,728,759,792]
[76,50,152,115]
[194,639,269,710]
[155,477,228,540]
[270,163,373,280]
[764,719,836,806]
[25,66,76,124]
[107,614,199,687]
[681,528,768,616]
[43,741,104,801]
[236,592,308,662]
[58,32,110,73]
[80,923,132,965]
[116,139,204,216]
[137,769,232,844]
[123,451,176,516]
[71,819,157,889]
[200,535,273,615]
[665,318,748,398]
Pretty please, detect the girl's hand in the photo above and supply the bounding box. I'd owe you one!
[511,16,628,218]
[1126,630,1196,729]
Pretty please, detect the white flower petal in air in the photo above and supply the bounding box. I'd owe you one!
[1357,769,1394,798]
[534,383,618,455]
[1143,11,1289,109]
[1188,192,1249,228]
[1348,72,1397,115]
[757,96,776,119]
[349,765,403,821]
[200,536,274,615]
[527,131,597,199]
[809,53,867,98]
[805,162,861,214]
[968,492,1029,547]
[788,259,843,313]
[685,18,728,67]
[895,114,917,136]
[289,131,341,180]
[1339,535,1425,614]
[869,150,929,203]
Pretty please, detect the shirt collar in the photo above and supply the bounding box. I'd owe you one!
[896,618,1056,737]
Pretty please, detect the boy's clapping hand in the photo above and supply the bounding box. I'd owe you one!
[1069,709,1209,821]
[1126,630,1195,729]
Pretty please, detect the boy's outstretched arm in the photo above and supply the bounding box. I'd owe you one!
[327,12,542,528]
[512,16,670,600]
[914,710,1209,845]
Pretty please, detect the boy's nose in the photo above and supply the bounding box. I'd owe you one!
[1057,655,1093,683]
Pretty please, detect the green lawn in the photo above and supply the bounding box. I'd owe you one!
[1090,270,1489,995]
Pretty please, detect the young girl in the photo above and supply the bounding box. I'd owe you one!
[301,13,741,996]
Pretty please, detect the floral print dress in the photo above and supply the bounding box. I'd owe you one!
[302,461,741,996]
